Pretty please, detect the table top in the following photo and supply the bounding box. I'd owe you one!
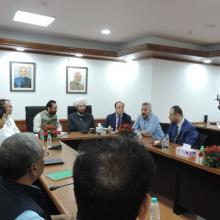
[61,131,115,141]
[39,141,77,216]
[195,122,220,132]
[40,132,220,217]
[141,137,220,176]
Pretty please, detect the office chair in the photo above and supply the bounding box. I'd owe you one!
[25,106,45,132]
[67,105,92,118]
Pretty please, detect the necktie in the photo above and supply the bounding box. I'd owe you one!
[117,116,122,129]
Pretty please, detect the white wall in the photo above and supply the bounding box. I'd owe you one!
[151,59,220,122]
[0,51,152,120]
[2,50,220,123]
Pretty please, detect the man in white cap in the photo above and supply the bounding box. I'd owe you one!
[68,98,95,132]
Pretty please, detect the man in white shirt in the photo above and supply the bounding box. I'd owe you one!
[0,99,20,137]
[33,100,62,133]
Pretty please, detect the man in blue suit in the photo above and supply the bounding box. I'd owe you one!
[104,101,131,131]
[167,105,198,147]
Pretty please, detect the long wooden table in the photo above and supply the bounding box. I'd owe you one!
[142,137,220,220]
[40,132,220,219]
[39,142,77,216]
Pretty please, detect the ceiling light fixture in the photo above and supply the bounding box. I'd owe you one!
[203,59,212,64]
[75,53,83,57]
[101,29,111,35]
[16,47,25,52]
[13,10,55,27]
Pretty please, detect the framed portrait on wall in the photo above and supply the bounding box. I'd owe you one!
[66,66,88,94]
[10,61,36,92]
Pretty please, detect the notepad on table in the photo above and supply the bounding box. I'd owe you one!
[47,169,73,181]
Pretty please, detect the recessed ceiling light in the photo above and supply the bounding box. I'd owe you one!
[203,59,212,64]
[13,10,55,27]
[101,29,111,35]
[16,47,25,51]
[75,53,83,57]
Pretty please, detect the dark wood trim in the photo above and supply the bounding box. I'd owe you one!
[0,38,122,62]
[134,55,220,67]
[146,43,208,57]
[118,43,209,57]
[2,37,220,64]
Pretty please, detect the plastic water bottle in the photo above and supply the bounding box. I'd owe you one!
[199,146,205,165]
[150,197,160,220]
[165,134,169,147]
[47,133,52,147]
[161,136,167,150]
[39,129,44,142]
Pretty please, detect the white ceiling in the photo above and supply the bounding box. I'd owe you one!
[1,0,220,46]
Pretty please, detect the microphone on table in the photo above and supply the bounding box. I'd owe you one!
[49,182,74,191]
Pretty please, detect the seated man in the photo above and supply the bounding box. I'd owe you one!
[133,102,164,140]
[0,99,20,135]
[33,100,62,133]
[73,138,156,220]
[104,101,131,131]
[68,98,95,132]
[0,133,51,219]
[167,105,198,146]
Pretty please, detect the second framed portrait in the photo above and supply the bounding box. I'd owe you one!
[66,66,88,94]
[10,61,36,92]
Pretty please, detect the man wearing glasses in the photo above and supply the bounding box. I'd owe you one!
[0,133,69,220]
[68,98,95,132]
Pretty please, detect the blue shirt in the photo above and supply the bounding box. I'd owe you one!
[15,210,44,220]
[133,113,164,140]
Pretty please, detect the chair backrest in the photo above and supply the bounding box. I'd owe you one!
[195,133,208,149]
[67,105,92,118]
[160,122,170,134]
[25,106,45,132]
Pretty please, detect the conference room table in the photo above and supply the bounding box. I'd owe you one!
[39,132,220,220]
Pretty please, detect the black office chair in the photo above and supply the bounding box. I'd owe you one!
[160,122,170,134]
[25,106,45,132]
[194,133,208,149]
[67,105,92,118]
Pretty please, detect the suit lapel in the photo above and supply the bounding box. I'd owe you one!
[177,119,186,138]
[113,113,117,130]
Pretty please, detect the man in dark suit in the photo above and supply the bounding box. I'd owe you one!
[104,101,131,131]
[167,105,198,147]
[68,98,95,132]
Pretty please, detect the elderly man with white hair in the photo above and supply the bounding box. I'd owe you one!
[68,98,95,132]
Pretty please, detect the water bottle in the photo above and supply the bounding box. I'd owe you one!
[150,197,160,220]
[161,136,167,150]
[47,133,52,147]
[165,134,169,147]
[199,146,205,165]
[39,129,44,142]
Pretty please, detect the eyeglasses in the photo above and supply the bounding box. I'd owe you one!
[28,151,49,168]
[43,151,50,158]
